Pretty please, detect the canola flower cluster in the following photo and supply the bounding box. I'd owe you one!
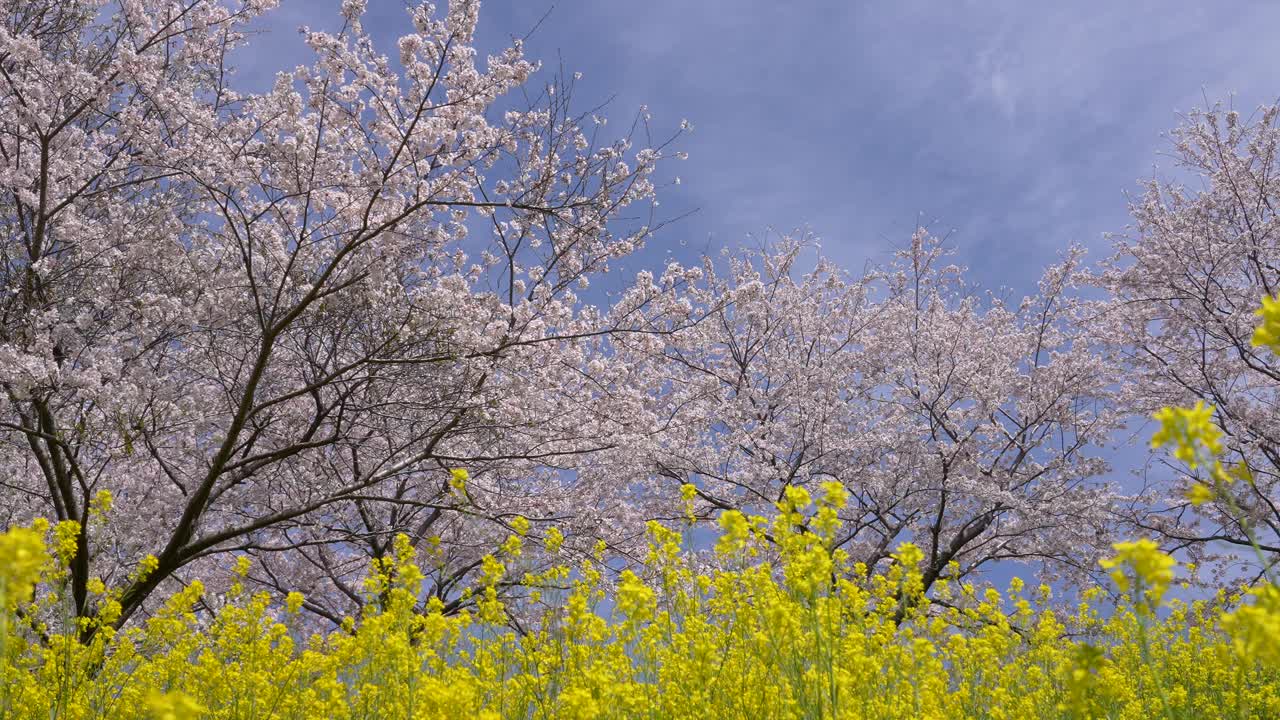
[1,481,1279,720]
[2,299,1280,719]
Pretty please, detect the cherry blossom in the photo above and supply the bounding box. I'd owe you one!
[0,0,682,629]
[609,233,1120,593]
[1094,102,1280,578]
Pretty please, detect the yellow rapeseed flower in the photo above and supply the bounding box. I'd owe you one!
[1221,583,1280,667]
[680,483,698,522]
[715,510,750,555]
[544,526,565,553]
[450,468,469,498]
[893,542,925,568]
[1099,539,1176,607]
[0,524,46,606]
[780,484,811,512]
[510,515,530,536]
[145,690,206,720]
[501,534,523,557]
[480,554,504,586]
[1151,401,1223,469]
[1185,482,1215,506]
[615,569,655,624]
[53,520,80,567]
[90,488,114,517]
[135,553,161,582]
[819,479,849,509]
[1253,293,1280,351]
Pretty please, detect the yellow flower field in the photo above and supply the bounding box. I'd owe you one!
[2,486,1278,719]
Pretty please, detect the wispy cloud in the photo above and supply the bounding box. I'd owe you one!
[241,0,1280,293]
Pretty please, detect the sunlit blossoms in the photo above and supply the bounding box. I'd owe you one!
[607,233,1119,594]
[0,0,685,631]
[1095,103,1280,577]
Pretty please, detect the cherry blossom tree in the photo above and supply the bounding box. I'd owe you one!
[1096,102,1280,578]
[613,233,1120,594]
[0,0,685,630]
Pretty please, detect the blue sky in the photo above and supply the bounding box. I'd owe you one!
[244,0,1280,294]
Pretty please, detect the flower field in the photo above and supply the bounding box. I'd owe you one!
[3,484,1278,719]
